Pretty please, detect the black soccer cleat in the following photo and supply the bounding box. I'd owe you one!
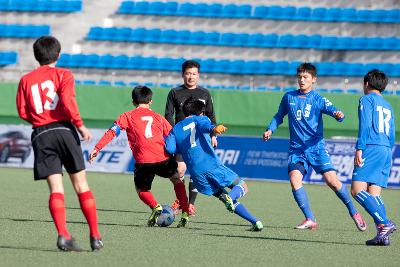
[90,236,104,251]
[57,235,83,252]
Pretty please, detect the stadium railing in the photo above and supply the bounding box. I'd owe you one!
[0,51,18,66]
[117,1,400,24]
[57,54,400,77]
[0,0,82,13]
[0,24,50,38]
[86,26,400,51]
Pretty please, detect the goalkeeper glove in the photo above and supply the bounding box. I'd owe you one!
[213,124,227,134]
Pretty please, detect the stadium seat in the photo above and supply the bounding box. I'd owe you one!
[98,80,112,86]
[220,4,240,18]
[130,28,147,42]
[81,54,99,68]
[177,2,195,16]
[0,51,18,65]
[163,2,178,16]
[203,32,219,46]
[311,8,327,21]
[296,7,312,20]
[145,29,161,43]
[208,3,223,17]
[187,31,206,45]
[114,27,131,42]
[340,8,357,22]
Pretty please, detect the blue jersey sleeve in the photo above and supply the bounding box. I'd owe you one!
[389,107,396,148]
[356,97,372,150]
[195,116,215,133]
[165,131,179,155]
[319,96,344,122]
[267,93,288,132]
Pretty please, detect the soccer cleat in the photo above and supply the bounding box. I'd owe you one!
[352,213,367,231]
[188,204,196,217]
[250,221,264,232]
[90,237,104,251]
[57,235,83,252]
[171,199,181,215]
[366,236,390,246]
[147,204,163,227]
[376,221,397,239]
[294,219,317,230]
[177,212,189,228]
[220,193,235,213]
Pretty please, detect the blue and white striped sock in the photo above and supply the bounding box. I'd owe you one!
[355,191,389,225]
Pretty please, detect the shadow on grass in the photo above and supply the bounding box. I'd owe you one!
[203,233,364,246]
[0,245,58,253]
[66,206,148,214]
[0,217,145,228]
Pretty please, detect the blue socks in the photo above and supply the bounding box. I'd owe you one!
[228,183,246,201]
[233,201,258,224]
[354,191,389,225]
[292,187,315,221]
[335,185,358,216]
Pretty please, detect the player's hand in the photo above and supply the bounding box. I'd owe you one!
[89,149,98,163]
[334,111,345,120]
[354,150,364,167]
[213,124,227,134]
[78,125,92,141]
[211,135,218,148]
[263,130,273,141]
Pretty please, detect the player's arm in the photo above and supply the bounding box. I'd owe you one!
[89,115,127,162]
[164,90,176,126]
[165,131,179,155]
[204,92,218,144]
[320,96,345,122]
[263,94,288,141]
[354,97,372,166]
[16,79,31,122]
[59,71,84,128]
[195,116,227,135]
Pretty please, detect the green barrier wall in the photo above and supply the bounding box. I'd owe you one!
[1,82,400,141]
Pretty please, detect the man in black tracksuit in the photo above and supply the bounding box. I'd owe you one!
[165,60,217,216]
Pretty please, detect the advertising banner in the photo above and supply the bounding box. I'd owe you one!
[1,124,399,188]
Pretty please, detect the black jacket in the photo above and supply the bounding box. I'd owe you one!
[165,85,217,127]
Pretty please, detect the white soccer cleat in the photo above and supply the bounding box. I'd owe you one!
[294,219,317,230]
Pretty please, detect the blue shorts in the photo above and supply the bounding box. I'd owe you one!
[288,146,335,175]
[192,165,238,196]
[352,145,392,188]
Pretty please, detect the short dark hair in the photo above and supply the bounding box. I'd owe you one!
[182,60,200,73]
[297,62,317,77]
[182,97,205,116]
[364,69,388,92]
[132,86,153,105]
[33,36,61,65]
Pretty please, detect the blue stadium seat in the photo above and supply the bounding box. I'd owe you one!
[319,36,337,50]
[291,34,310,49]
[277,34,294,48]
[163,2,178,15]
[98,54,114,69]
[273,61,291,75]
[280,6,296,20]
[236,4,252,18]
[340,8,357,22]
[177,2,195,16]
[119,1,134,13]
[324,8,341,22]
[133,1,150,14]
[141,56,158,70]
[330,88,344,94]
[253,6,268,19]
[220,4,239,18]
[296,7,312,20]
[82,80,96,85]
[207,3,223,17]
[308,34,322,48]
[247,34,265,47]
[356,9,373,23]
[263,34,278,48]
[191,3,209,17]
[81,54,99,68]
[114,81,127,87]
[128,56,143,70]
[145,29,161,43]
[112,55,129,69]
[69,54,86,68]
[347,89,360,94]
[130,28,147,42]
[203,32,219,46]
[174,30,191,45]
[311,8,327,21]
[383,9,400,23]
[242,60,261,75]
[160,30,178,43]
[98,80,112,86]
[87,27,103,40]
[0,51,18,65]
[201,59,216,72]
[266,6,284,19]
[114,27,131,42]
[187,31,205,45]
[148,2,165,15]
[220,33,236,46]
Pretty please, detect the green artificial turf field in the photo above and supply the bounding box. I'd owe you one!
[0,167,399,267]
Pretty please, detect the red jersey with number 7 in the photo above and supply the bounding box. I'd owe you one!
[94,107,172,163]
[16,65,83,128]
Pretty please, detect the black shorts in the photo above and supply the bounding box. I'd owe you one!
[134,157,178,190]
[31,121,85,180]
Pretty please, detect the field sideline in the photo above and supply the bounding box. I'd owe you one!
[0,167,399,267]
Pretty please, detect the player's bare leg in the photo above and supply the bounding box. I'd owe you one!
[47,174,82,252]
[70,171,103,251]
[324,171,367,231]
[290,170,317,230]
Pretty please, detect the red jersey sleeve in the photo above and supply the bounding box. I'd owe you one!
[16,79,30,122]
[59,70,83,127]
[94,113,129,151]
[161,115,172,137]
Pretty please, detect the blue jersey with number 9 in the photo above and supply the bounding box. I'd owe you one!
[165,115,220,176]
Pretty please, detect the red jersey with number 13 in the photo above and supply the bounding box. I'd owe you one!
[95,107,172,163]
[16,65,83,128]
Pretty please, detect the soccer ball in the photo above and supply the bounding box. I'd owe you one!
[156,205,175,227]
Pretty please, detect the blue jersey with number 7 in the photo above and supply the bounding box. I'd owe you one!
[165,115,221,176]
[356,92,395,150]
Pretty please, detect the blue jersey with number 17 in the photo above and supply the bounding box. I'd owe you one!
[165,115,220,176]
[356,92,395,150]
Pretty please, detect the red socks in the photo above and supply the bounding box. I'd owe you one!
[138,191,158,208]
[49,193,70,239]
[78,191,101,239]
[174,182,189,213]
